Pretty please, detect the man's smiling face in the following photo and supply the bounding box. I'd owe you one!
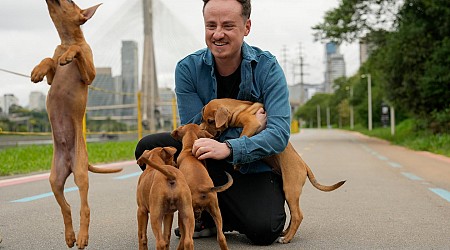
[203,0,251,61]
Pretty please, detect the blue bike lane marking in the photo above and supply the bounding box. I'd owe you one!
[8,161,140,203]
[360,143,450,203]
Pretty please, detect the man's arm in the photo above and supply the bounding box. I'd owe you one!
[174,61,204,124]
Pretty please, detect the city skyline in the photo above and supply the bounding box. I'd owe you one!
[0,0,359,107]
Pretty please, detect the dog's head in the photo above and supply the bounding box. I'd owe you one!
[137,147,177,168]
[46,0,101,30]
[200,101,231,138]
[171,123,214,141]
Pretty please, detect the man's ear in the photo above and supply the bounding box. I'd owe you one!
[215,107,230,129]
[244,18,251,36]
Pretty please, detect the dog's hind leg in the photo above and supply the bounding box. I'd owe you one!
[137,206,149,250]
[49,157,76,248]
[177,208,194,250]
[163,213,174,245]
[207,201,228,250]
[150,212,168,250]
[72,155,90,249]
[278,170,304,244]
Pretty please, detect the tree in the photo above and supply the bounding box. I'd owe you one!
[313,0,450,132]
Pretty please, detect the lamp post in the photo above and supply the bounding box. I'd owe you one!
[361,74,372,131]
[350,86,354,130]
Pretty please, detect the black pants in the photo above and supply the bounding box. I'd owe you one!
[135,132,286,245]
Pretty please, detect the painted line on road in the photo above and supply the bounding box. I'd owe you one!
[0,173,49,188]
[401,172,423,181]
[114,171,141,180]
[0,160,136,188]
[377,155,388,161]
[429,188,450,203]
[11,187,78,203]
[387,161,402,168]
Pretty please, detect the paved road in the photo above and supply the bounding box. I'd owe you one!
[1,129,449,249]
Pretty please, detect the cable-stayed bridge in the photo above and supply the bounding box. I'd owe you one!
[84,0,204,132]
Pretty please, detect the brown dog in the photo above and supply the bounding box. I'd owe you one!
[30,1,122,249]
[200,98,346,244]
[171,124,233,250]
[136,147,195,250]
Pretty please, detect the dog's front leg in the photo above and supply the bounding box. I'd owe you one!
[31,57,56,84]
[59,45,95,84]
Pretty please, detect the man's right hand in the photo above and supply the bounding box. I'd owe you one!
[255,107,267,134]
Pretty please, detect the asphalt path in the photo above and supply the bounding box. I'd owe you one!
[0,129,449,249]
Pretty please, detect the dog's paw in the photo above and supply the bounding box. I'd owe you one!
[59,55,74,66]
[30,66,46,83]
[65,231,76,248]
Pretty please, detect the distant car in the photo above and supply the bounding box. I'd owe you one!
[101,133,119,140]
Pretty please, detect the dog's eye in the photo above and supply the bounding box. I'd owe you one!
[208,119,215,125]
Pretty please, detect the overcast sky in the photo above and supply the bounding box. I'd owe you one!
[0,0,359,107]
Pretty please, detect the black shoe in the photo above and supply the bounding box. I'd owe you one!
[174,219,216,238]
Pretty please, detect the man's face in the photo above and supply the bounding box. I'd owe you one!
[203,0,251,61]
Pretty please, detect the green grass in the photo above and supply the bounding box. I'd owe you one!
[2,120,449,176]
[348,119,450,157]
[0,140,138,176]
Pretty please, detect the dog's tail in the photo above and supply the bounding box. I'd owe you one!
[88,164,123,174]
[306,164,346,192]
[137,157,176,180]
[210,171,233,193]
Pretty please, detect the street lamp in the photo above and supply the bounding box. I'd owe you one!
[361,74,372,131]
[346,85,354,130]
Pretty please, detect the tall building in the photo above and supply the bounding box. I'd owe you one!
[324,42,346,93]
[158,87,178,129]
[28,91,46,111]
[359,37,377,65]
[87,67,118,119]
[1,94,19,115]
[121,40,139,118]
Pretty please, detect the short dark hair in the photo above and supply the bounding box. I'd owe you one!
[202,0,251,19]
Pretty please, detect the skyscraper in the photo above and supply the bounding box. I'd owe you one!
[87,67,118,118]
[28,91,46,111]
[324,42,346,93]
[121,40,139,117]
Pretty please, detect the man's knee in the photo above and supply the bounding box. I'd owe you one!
[244,217,285,245]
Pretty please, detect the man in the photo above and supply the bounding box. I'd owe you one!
[135,0,291,245]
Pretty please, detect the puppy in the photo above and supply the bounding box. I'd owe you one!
[137,147,195,250]
[171,124,233,250]
[30,1,122,249]
[200,98,346,243]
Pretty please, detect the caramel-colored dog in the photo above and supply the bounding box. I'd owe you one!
[200,98,346,244]
[30,1,122,249]
[171,124,233,250]
[137,147,195,250]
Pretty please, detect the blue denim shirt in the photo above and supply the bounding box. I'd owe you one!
[174,42,291,173]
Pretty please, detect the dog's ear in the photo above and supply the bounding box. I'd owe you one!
[136,150,150,166]
[163,146,177,157]
[171,126,183,140]
[80,3,102,24]
[215,107,230,129]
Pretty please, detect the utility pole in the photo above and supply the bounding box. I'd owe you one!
[281,45,288,77]
[142,0,158,133]
[298,43,306,105]
[361,74,372,131]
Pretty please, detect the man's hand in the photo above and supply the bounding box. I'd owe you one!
[255,107,267,134]
[192,138,231,160]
